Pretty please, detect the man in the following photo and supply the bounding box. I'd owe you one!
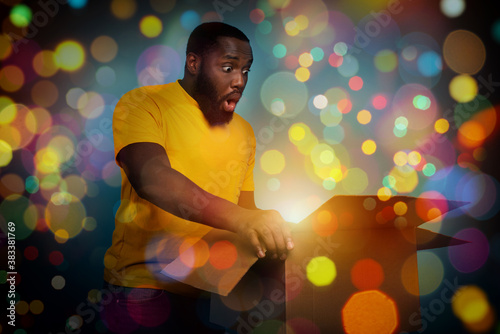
[101,22,293,333]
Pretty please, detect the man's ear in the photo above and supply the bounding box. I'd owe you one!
[185,52,201,75]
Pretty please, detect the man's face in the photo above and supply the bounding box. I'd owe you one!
[194,37,253,126]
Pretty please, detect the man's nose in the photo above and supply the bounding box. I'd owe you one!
[231,72,245,91]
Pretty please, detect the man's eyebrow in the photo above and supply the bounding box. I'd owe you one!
[222,54,254,65]
[223,54,240,60]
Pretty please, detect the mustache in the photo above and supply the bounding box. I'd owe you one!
[220,90,242,102]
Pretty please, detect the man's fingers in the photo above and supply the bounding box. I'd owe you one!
[247,229,266,258]
[259,226,277,258]
[270,223,287,259]
[282,222,294,250]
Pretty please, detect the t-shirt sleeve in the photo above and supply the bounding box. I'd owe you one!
[240,128,256,192]
[113,87,165,164]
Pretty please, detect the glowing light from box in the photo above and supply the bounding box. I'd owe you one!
[343,168,369,195]
[363,197,377,211]
[449,228,489,273]
[54,41,86,72]
[493,19,500,43]
[10,4,32,28]
[179,237,209,268]
[323,177,336,190]
[140,15,163,38]
[45,195,86,239]
[258,20,272,34]
[310,47,324,61]
[313,95,328,109]
[306,256,337,286]
[310,143,335,168]
[209,241,237,270]
[337,98,352,114]
[270,98,286,116]
[440,0,466,18]
[273,44,287,58]
[357,109,372,124]
[260,149,286,175]
[457,120,486,149]
[389,165,418,193]
[269,0,291,9]
[394,116,408,131]
[407,151,421,166]
[298,52,314,68]
[110,0,137,19]
[443,30,485,74]
[412,95,431,110]
[0,65,24,92]
[91,36,119,63]
[393,151,408,166]
[334,42,348,56]
[449,74,478,103]
[350,258,384,290]
[16,301,29,315]
[49,250,64,266]
[372,95,387,110]
[342,290,398,334]
[312,210,338,237]
[68,0,88,9]
[33,50,59,77]
[323,124,345,145]
[24,245,39,261]
[452,285,495,333]
[320,105,342,127]
[348,76,363,91]
[285,19,300,36]
[338,55,359,77]
[434,118,450,134]
[30,300,44,315]
[0,34,12,60]
[417,51,442,77]
[361,140,376,155]
[284,318,320,333]
[422,163,436,177]
[377,187,392,201]
[267,178,281,191]
[374,49,397,72]
[96,66,116,86]
[329,53,343,67]
[249,8,265,24]
[82,217,97,232]
[0,140,13,167]
[294,14,309,30]
[261,71,308,118]
[180,10,200,31]
[295,67,310,82]
[31,80,59,108]
[417,251,444,295]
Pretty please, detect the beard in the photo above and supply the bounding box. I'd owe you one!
[194,64,235,126]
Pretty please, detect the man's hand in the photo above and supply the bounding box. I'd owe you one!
[233,209,294,260]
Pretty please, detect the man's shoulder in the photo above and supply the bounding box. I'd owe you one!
[232,113,255,136]
[119,82,177,103]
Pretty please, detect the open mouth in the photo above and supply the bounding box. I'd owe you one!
[223,93,241,112]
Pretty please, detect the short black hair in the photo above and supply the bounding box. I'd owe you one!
[186,22,249,56]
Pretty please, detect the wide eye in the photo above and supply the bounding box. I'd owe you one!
[222,66,232,73]
[243,68,251,75]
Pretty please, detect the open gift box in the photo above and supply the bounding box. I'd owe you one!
[162,195,468,333]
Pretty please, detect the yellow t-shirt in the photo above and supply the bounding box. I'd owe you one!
[103,80,256,295]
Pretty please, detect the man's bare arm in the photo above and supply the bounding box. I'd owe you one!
[117,142,294,259]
